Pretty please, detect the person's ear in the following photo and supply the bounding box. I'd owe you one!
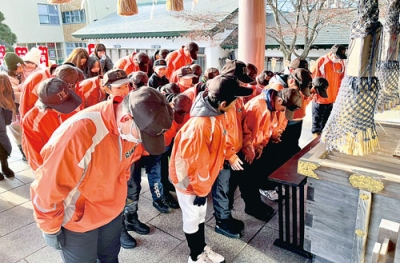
[104,85,112,94]
[220,101,227,108]
[120,114,133,123]
[277,97,283,105]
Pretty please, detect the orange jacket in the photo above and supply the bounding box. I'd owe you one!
[225,98,245,165]
[242,94,276,159]
[310,53,345,104]
[21,107,76,171]
[169,93,226,196]
[19,69,52,117]
[114,53,139,76]
[31,97,144,234]
[165,47,193,81]
[76,76,106,108]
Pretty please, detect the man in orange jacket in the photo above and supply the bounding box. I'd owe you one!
[114,51,150,76]
[310,44,346,136]
[21,78,81,171]
[31,87,173,263]
[165,42,199,81]
[169,75,252,263]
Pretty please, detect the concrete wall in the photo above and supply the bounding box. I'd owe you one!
[2,0,64,43]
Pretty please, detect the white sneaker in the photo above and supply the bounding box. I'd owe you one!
[259,189,279,201]
[188,252,213,263]
[203,245,225,263]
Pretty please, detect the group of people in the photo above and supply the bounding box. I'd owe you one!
[0,41,346,263]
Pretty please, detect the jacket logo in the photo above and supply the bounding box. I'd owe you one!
[125,146,137,158]
[197,173,210,182]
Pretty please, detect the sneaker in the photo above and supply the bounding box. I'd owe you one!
[188,252,213,263]
[163,193,180,209]
[204,245,225,263]
[153,198,171,213]
[259,189,279,201]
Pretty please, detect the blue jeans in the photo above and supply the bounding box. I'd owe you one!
[142,154,164,201]
[212,168,231,220]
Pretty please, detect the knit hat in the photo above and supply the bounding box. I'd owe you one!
[37,78,82,114]
[127,87,173,155]
[4,52,24,71]
[23,47,41,66]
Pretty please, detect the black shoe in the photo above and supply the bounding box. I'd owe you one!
[0,172,4,181]
[124,213,150,235]
[215,217,242,239]
[245,203,274,222]
[153,198,171,213]
[163,193,179,209]
[228,215,244,231]
[120,229,137,249]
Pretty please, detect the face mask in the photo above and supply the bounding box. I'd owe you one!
[118,122,142,144]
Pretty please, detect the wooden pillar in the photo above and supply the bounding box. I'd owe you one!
[238,0,266,72]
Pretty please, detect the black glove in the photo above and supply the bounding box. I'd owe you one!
[43,230,64,250]
[193,196,207,206]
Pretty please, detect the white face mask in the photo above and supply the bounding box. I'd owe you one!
[118,121,142,144]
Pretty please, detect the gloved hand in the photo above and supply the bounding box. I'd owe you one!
[43,230,64,250]
[193,196,207,206]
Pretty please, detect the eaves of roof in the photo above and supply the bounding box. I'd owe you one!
[75,30,195,40]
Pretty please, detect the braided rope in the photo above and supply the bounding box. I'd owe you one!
[321,77,380,156]
[376,61,400,111]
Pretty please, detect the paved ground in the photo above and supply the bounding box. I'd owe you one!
[1,104,397,263]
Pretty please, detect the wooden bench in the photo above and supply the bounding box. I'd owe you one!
[268,136,320,258]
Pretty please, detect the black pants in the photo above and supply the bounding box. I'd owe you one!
[61,214,122,263]
[125,160,142,214]
[311,102,333,134]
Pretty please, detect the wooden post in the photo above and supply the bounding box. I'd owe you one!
[352,190,372,262]
[238,0,266,73]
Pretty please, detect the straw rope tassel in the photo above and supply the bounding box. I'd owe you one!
[118,0,138,16]
[47,0,73,3]
[166,0,184,11]
[321,0,382,156]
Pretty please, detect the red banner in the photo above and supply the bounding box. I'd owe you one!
[14,46,28,57]
[0,45,5,66]
[87,43,95,55]
[37,46,49,67]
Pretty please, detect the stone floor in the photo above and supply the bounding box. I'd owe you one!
[1,105,398,263]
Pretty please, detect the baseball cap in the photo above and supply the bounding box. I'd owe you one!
[279,88,302,121]
[331,44,347,59]
[54,64,85,86]
[153,59,167,68]
[37,78,82,114]
[312,77,329,98]
[128,87,173,155]
[203,67,219,81]
[173,94,192,124]
[207,75,253,104]
[221,60,254,83]
[159,83,180,95]
[103,69,131,87]
[290,68,312,97]
[176,66,197,79]
[289,58,308,69]
[129,71,149,88]
[256,70,274,86]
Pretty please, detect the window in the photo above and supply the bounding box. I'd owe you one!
[66,42,87,57]
[62,10,86,24]
[38,4,60,25]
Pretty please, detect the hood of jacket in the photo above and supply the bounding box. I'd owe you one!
[190,91,222,118]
